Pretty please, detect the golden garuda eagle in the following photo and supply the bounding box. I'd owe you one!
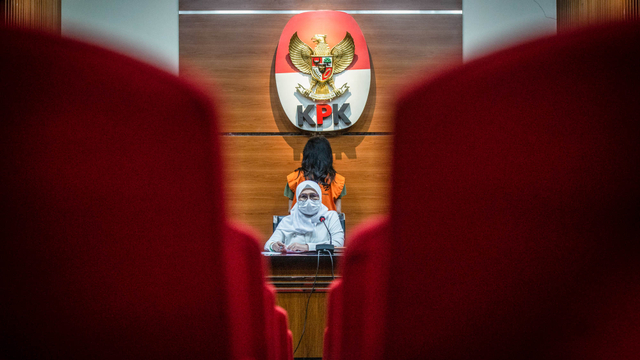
[288,32,355,101]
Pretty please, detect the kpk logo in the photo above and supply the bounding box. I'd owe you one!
[275,11,371,132]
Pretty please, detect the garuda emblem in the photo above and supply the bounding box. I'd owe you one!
[289,32,355,101]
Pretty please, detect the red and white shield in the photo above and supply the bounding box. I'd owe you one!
[311,56,333,82]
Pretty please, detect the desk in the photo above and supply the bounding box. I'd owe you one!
[264,252,341,359]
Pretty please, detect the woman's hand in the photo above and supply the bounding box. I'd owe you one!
[286,243,309,252]
[271,241,286,252]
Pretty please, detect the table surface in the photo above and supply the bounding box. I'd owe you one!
[261,248,345,256]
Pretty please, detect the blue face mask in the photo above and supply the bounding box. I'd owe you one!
[298,199,321,216]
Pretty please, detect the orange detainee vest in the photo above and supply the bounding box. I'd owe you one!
[287,171,345,211]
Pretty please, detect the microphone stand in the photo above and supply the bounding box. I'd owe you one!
[315,216,334,253]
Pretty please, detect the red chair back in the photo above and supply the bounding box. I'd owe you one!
[327,20,640,360]
[0,27,280,359]
[385,20,640,359]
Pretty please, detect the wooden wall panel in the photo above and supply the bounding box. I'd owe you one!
[558,0,639,31]
[180,0,461,11]
[4,0,60,33]
[180,14,461,133]
[267,256,338,358]
[222,135,392,242]
[350,14,462,133]
[276,292,328,358]
[180,14,297,134]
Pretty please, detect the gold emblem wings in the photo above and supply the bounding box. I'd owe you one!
[288,32,356,101]
[288,32,355,75]
[331,32,355,74]
[289,32,313,75]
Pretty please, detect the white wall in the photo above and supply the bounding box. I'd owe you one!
[61,0,178,74]
[463,0,556,62]
[59,0,555,74]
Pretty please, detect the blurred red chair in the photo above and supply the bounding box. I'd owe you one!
[0,27,290,360]
[325,21,640,360]
[323,219,390,360]
[223,224,292,360]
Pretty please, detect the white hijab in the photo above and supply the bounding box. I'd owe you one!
[278,180,329,235]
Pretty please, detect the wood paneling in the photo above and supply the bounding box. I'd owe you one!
[267,254,341,358]
[222,135,392,242]
[180,14,462,133]
[277,292,327,357]
[558,0,639,31]
[4,0,60,33]
[180,0,461,11]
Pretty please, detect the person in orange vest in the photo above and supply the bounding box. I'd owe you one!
[285,136,346,213]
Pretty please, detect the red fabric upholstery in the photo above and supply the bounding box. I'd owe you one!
[274,306,291,360]
[222,224,271,359]
[323,278,341,360]
[286,330,293,360]
[322,282,339,360]
[324,218,390,359]
[327,21,640,360]
[0,27,291,359]
[323,278,349,360]
[223,222,292,360]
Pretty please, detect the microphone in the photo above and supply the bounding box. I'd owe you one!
[315,216,334,253]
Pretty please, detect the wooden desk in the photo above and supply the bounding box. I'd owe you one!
[264,252,341,359]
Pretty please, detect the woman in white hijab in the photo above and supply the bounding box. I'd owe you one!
[265,180,344,252]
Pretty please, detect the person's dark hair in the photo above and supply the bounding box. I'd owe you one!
[295,136,336,190]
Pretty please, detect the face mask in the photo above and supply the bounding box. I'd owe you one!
[298,199,321,216]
